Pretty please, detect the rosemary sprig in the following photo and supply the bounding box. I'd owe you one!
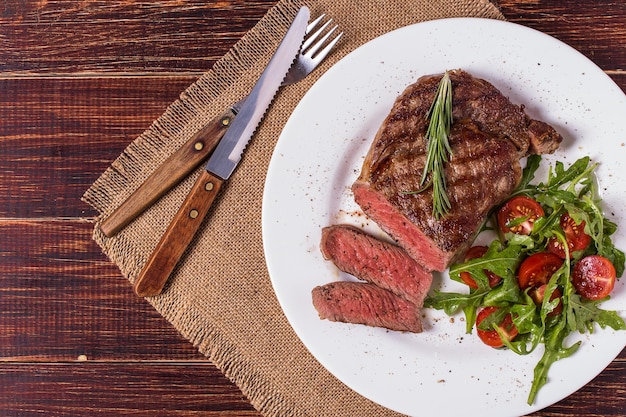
[421,70,454,218]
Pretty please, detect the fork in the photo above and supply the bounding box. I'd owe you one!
[284,14,343,86]
[100,14,342,237]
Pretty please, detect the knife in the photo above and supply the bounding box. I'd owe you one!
[132,6,310,297]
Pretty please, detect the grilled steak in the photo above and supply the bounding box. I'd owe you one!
[352,70,562,271]
[321,224,432,306]
[311,281,423,332]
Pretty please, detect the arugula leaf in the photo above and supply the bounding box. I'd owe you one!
[543,156,592,190]
[568,293,626,333]
[462,304,479,334]
[527,317,581,405]
[579,194,626,275]
[536,189,579,208]
[424,289,487,317]
[511,154,541,196]
[605,244,626,277]
[483,273,523,306]
[476,306,509,331]
[449,241,523,289]
[510,292,541,334]
[507,294,543,355]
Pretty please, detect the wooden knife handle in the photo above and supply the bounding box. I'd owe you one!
[99,108,235,237]
[133,170,224,297]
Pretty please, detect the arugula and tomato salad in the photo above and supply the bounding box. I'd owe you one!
[425,155,626,405]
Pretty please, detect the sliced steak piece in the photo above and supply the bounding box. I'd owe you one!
[320,224,432,306]
[352,70,562,271]
[311,281,423,333]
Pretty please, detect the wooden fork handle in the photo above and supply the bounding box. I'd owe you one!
[99,108,235,237]
[133,170,225,297]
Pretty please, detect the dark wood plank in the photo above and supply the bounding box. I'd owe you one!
[0,0,275,74]
[0,351,621,417]
[0,363,261,417]
[497,0,626,72]
[0,76,194,218]
[0,219,202,360]
[1,1,624,76]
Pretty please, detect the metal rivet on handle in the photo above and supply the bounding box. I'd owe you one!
[194,141,204,151]
[189,209,199,219]
[205,182,214,191]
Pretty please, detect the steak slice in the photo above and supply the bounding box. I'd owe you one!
[352,70,562,271]
[311,281,423,333]
[320,224,432,306]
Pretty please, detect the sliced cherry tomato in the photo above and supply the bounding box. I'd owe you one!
[517,252,564,290]
[475,306,519,348]
[497,196,545,235]
[572,255,616,300]
[548,212,592,259]
[459,246,502,289]
[529,284,563,317]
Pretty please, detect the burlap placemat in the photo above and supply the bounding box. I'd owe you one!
[83,1,504,416]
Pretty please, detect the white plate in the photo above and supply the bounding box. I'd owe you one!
[262,17,626,417]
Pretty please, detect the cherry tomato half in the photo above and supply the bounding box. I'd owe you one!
[497,196,545,235]
[476,306,519,348]
[529,284,563,317]
[547,212,592,259]
[517,252,564,290]
[459,246,502,289]
[572,255,616,300]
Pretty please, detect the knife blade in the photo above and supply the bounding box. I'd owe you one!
[133,6,310,297]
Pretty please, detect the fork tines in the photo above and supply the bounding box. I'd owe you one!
[302,14,343,63]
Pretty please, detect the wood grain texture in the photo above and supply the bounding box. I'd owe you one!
[0,0,625,416]
[496,0,626,73]
[0,0,276,75]
[0,220,203,360]
[0,363,258,416]
[0,77,194,218]
[134,170,224,297]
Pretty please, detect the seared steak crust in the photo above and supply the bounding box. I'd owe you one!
[365,69,561,163]
[311,281,423,333]
[353,70,562,271]
[321,224,432,306]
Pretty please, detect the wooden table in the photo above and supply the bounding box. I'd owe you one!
[1,1,624,415]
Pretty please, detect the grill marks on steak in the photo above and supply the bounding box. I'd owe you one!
[320,225,432,306]
[353,120,523,270]
[312,282,423,333]
[353,70,562,271]
[370,69,561,160]
[312,69,563,333]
